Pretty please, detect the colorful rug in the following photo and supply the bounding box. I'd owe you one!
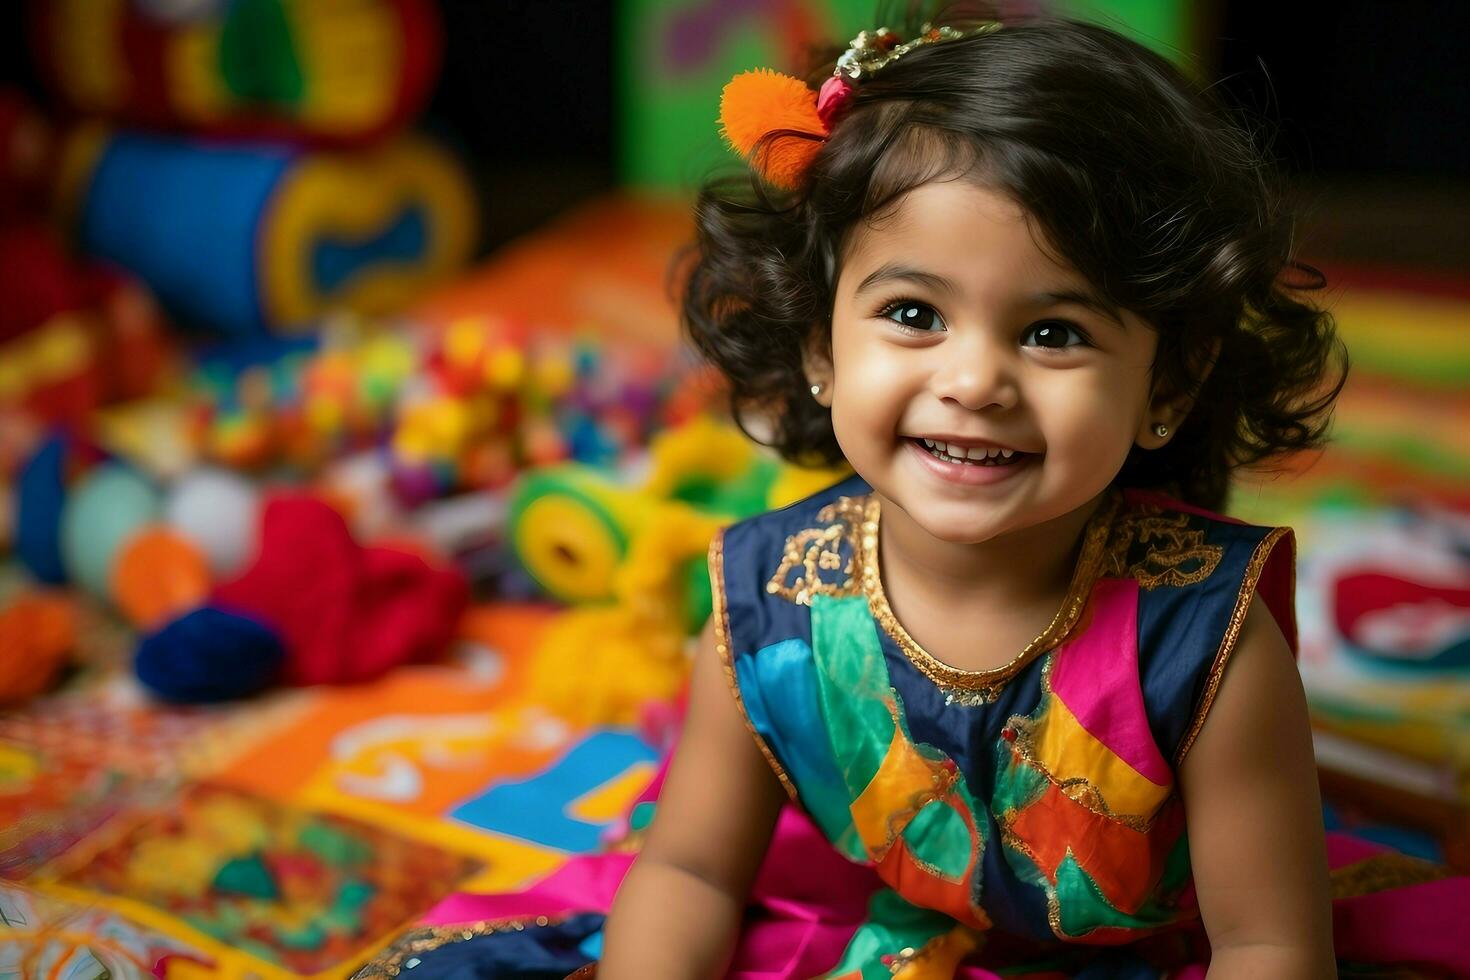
[3,203,1467,977]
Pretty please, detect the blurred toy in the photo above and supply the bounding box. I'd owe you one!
[0,223,173,428]
[13,431,107,585]
[1295,504,1470,796]
[59,462,163,600]
[513,417,847,726]
[510,415,847,619]
[387,317,693,503]
[30,0,441,146]
[111,526,213,630]
[181,314,706,504]
[0,590,76,704]
[56,127,476,335]
[162,466,262,579]
[11,434,254,628]
[136,605,285,703]
[136,493,468,702]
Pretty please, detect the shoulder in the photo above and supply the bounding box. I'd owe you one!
[1107,489,1296,614]
[715,472,871,606]
[709,473,869,660]
[1103,488,1298,766]
[719,473,871,559]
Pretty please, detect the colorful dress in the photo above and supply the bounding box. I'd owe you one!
[354,476,1469,979]
[712,476,1281,976]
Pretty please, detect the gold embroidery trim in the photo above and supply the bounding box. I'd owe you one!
[351,915,567,978]
[765,496,866,603]
[1173,525,1295,765]
[1101,506,1225,590]
[861,490,1122,700]
[1329,851,1448,899]
[710,531,799,800]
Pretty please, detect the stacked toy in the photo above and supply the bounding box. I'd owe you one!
[33,0,475,336]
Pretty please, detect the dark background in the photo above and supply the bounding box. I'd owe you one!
[3,0,1466,267]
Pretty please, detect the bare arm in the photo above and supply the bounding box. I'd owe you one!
[1180,596,1335,979]
[598,620,788,979]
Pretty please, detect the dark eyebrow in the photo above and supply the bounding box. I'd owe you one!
[1037,289,1126,328]
[855,263,960,297]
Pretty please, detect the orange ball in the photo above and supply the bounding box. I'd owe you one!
[111,526,212,629]
[0,592,75,703]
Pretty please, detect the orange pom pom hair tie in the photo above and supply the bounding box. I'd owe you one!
[718,21,1001,191]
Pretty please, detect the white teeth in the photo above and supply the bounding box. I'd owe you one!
[917,438,1027,465]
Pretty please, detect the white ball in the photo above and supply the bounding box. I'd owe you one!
[163,468,261,578]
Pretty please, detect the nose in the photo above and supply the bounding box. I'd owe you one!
[927,332,1019,411]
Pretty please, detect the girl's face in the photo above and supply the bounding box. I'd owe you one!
[809,179,1179,546]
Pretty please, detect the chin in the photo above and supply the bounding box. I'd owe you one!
[884,492,1019,545]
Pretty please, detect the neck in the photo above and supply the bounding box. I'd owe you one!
[875,490,1108,612]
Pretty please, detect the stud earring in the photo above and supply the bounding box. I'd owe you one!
[810,383,823,397]
[1154,423,1169,438]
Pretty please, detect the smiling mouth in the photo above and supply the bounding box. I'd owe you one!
[910,437,1035,467]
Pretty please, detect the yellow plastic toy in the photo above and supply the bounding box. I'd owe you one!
[512,416,847,725]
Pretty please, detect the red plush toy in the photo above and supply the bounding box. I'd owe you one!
[212,494,468,686]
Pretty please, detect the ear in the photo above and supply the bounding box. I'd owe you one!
[1135,337,1221,450]
[801,328,834,408]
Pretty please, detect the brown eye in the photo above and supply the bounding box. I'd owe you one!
[1024,321,1089,348]
[883,301,944,332]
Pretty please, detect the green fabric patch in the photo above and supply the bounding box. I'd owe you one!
[990,729,1048,817]
[810,595,899,799]
[821,889,956,980]
[902,800,972,880]
[1055,850,1177,936]
[628,801,656,832]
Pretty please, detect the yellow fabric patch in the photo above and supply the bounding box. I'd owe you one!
[1029,696,1172,822]
[850,720,945,856]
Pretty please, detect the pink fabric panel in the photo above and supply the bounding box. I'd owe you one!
[1048,577,1173,786]
[1325,831,1388,868]
[1331,877,1470,973]
[423,802,880,980]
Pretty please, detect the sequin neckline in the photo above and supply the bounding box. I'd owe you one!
[855,490,1120,703]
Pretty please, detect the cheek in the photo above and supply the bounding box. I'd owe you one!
[1037,369,1147,448]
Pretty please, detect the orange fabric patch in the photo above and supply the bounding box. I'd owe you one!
[1007,780,1182,915]
[876,834,990,932]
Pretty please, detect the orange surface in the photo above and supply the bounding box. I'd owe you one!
[213,603,561,814]
[409,195,692,348]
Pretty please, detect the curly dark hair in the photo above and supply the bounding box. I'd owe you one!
[680,2,1347,512]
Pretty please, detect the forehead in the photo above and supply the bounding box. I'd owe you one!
[840,179,1074,286]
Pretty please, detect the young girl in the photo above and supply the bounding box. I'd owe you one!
[595,6,1469,979]
[355,6,1468,979]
